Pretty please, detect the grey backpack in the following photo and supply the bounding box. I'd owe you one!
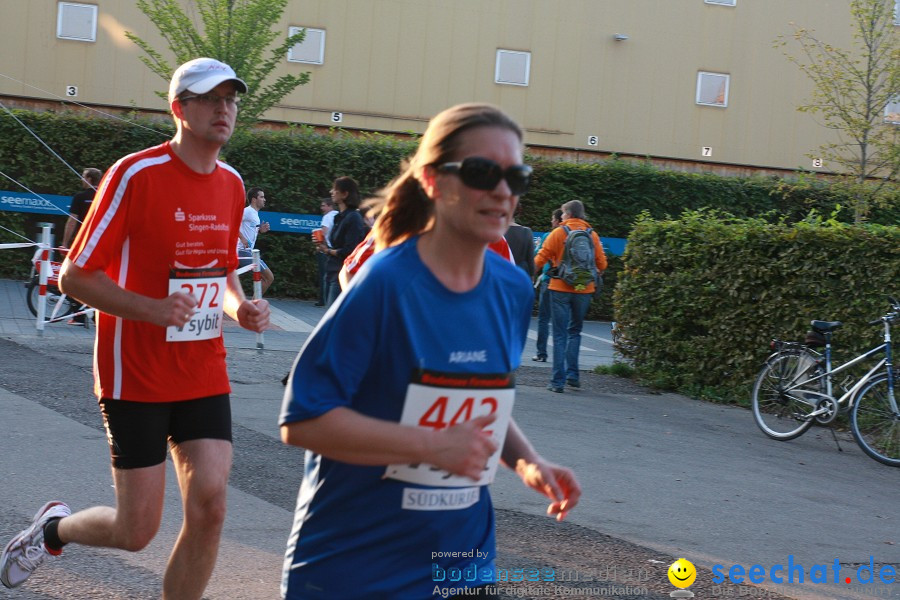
[555,226,598,290]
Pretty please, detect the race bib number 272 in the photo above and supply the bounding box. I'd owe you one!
[385,370,515,488]
[166,267,226,342]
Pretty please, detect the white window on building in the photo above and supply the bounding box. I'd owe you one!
[495,50,531,86]
[287,27,325,64]
[57,2,97,42]
[885,96,900,125]
[705,0,737,5]
[696,72,730,107]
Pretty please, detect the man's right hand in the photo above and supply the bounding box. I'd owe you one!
[155,291,199,328]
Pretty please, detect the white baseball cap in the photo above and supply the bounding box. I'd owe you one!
[168,57,248,103]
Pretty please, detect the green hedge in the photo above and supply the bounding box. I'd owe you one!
[1,109,896,318]
[522,159,899,238]
[614,211,900,402]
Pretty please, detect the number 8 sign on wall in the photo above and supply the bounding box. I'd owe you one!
[385,370,516,488]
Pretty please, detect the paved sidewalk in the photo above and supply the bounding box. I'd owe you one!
[5,277,896,600]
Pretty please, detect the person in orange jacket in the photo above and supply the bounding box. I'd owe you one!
[534,200,607,393]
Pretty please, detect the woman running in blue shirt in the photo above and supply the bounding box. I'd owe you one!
[279,103,581,599]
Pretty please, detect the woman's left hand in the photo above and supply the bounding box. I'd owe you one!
[514,458,581,522]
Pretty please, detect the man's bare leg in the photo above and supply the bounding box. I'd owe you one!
[261,268,274,295]
[162,438,232,600]
[56,464,166,551]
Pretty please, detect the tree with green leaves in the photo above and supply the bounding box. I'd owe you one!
[777,0,899,222]
[125,0,310,127]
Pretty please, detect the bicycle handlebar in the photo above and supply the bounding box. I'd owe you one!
[869,312,898,326]
[867,296,900,325]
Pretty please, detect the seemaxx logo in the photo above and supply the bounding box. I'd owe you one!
[712,556,896,586]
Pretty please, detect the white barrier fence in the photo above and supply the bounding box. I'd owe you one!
[236,248,265,352]
[0,224,68,335]
[4,226,264,348]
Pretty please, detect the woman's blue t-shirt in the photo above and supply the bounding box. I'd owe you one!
[279,237,533,599]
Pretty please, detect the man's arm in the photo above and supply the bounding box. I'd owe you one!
[534,228,559,274]
[593,231,608,272]
[223,270,269,332]
[237,213,250,249]
[59,259,196,327]
[61,216,78,248]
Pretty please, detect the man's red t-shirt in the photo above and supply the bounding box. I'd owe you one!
[69,142,244,402]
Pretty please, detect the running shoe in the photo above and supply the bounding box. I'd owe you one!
[0,501,71,589]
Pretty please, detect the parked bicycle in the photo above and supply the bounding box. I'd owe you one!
[25,246,92,326]
[751,297,899,467]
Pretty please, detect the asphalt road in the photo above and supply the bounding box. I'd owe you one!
[0,282,898,599]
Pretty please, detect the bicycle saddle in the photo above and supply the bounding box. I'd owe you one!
[810,320,842,332]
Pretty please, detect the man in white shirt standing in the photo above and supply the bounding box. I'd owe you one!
[238,187,274,294]
[314,197,338,306]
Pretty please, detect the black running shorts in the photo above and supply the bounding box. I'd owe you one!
[98,394,232,469]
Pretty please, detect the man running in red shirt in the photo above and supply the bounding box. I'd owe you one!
[0,58,269,600]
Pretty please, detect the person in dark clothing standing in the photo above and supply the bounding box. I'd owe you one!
[316,177,366,308]
[314,197,338,306]
[532,208,563,362]
[534,200,607,393]
[61,167,103,324]
[504,216,535,277]
[62,168,103,249]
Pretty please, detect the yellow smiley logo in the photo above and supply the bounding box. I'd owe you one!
[668,558,697,589]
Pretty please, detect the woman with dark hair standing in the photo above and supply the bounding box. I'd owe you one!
[316,176,366,307]
[281,103,581,599]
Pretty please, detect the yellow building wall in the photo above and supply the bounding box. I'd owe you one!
[0,0,869,172]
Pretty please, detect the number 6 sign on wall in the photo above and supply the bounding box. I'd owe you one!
[385,370,516,487]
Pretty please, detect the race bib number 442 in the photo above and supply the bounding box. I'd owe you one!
[385,370,515,488]
[166,267,226,342]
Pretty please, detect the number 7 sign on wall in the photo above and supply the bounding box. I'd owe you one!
[385,370,515,487]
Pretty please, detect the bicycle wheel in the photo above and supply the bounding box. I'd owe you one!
[26,279,76,320]
[851,373,900,467]
[751,350,822,440]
